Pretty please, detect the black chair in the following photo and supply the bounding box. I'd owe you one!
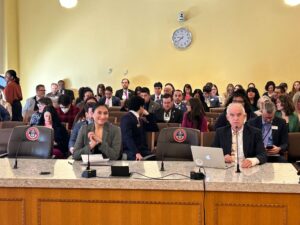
[154,127,200,161]
[7,126,53,159]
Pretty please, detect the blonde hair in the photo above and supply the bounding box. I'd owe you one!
[292,91,300,113]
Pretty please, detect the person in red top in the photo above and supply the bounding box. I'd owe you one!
[181,97,208,132]
[56,94,79,130]
[4,70,23,121]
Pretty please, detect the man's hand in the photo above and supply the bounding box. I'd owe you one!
[266,145,280,155]
[241,159,253,168]
[136,153,143,161]
[224,154,234,163]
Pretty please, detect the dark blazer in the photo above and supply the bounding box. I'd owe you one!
[247,116,288,154]
[120,112,152,160]
[150,94,163,102]
[155,107,183,123]
[99,96,121,106]
[214,110,257,130]
[212,124,267,164]
[73,122,121,160]
[115,89,134,100]
[144,100,161,114]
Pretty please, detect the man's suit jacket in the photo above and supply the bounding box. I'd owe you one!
[155,107,183,123]
[150,94,163,102]
[115,89,134,100]
[99,96,121,106]
[145,100,161,114]
[247,116,288,154]
[212,124,267,164]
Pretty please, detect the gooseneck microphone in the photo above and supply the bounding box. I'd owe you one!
[13,142,22,169]
[160,151,165,171]
[81,148,96,178]
[235,126,241,173]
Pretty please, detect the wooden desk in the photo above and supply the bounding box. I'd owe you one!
[0,159,299,225]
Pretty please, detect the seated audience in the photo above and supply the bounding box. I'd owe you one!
[193,89,209,112]
[155,94,183,123]
[254,96,271,116]
[279,82,288,93]
[273,85,285,103]
[99,86,121,107]
[263,81,276,99]
[289,81,300,99]
[115,78,134,100]
[292,91,300,122]
[73,97,98,125]
[56,94,79,130]
[247,87,260,112]
[223,83,234,105]
[212,103,267,168]
[76,87,94,110]
[275,95,299,132]
[248,101,288,162]
[234,84,244,92]
[73,103,121,160]
[182,98,208,132]
[30,97,53,125]
[69,103,96,154]
[39,106,69,158]
[151,82,163,104]
[0,89,12,118]
[22,84,45,118]
[140,87,161,114]
[57,80,75,102]
[4,69,23,121]
[120,96,154,160]
[163,83,175,96]
[211,84,223,106]
[0,104,10,121]
[215,89,257,129]
[203,85,220,108]
[173,89,187,112]
[183,84,192,102]
[46,83,60,107]
[95,83,105,101]
[134,86,142,96]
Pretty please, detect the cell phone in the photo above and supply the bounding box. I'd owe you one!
[266,146,273,150]
[40,171,51,175]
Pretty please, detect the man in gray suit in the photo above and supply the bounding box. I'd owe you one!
[140,87,161,114]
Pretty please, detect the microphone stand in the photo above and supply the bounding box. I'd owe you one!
[160,148,165,171]
[13,142,22,169]
[235,126,241,173]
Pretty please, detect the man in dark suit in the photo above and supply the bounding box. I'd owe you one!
[155,94,183,123]
[150,82,163,104]
[120,96,157,160]
[173,89,187,112]
[248,101,288,162]
[140,87,161,114]
[99,86,121,107]
[57,80,75,102]
[212,103,267,168]
[115,78,134,100]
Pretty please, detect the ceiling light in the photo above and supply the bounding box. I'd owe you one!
[284,0,300,6]
[59,0,78,9]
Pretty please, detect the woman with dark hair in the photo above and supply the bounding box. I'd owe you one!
[289,81,300,99]
[181,98,208,132]
[75,87,86,105]
[275,95,299,132]
[247,87,260,112]
[234,84,244,92]
[30,97,53,125]
[4,70,23,121]
[73,103,121,160]
[211,84,223,106]
[183,84,192,102]
[263,81,276,99]
[39,106,69,158]
[193,89,209,112]
[134,86,142,96]
[95,83,105,101]
[214,89,257,129]
[247,82,256,88]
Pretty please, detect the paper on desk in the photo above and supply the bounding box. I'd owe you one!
[81,154,109,163]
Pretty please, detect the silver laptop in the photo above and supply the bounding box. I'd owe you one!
[191,146,234,169]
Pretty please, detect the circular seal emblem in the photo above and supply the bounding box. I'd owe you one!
[25,127,40,141]
[173,128,187,143]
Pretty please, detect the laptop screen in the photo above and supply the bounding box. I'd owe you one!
[0,75,7,89]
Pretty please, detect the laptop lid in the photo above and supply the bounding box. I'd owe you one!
[191,146,234,169]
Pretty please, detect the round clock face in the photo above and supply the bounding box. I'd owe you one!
[172,27,192,49]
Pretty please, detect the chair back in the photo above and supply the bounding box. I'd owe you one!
[288,132,300,162]
[155,127,200,161]
[7,126,53,159]
[0,128,13,155]
[201,131,216,147]
[0,121,27,129]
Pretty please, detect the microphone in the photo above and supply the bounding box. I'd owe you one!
[160,150,165,171]
[235,126,241,173]
[81,131,96,178]
[13,142,22,169]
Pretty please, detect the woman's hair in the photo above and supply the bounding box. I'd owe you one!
[92,102,109,112]
[97,84,105,96]
[134,86,142,96]
[247,82,256,88]
[38,97,53,106]
[212,84,219,96]
[183,84,192,96]
[264,81,276,92]
[226,89,252,114]
[73,102,97,124]
[291,81,300,94]
[5,69,20,85]
[226,83,234,92]
[292,91,300,113]
[39,106,62,128]
[187,98,205,129]
[278,95,295,116]
[247,87,260,107]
